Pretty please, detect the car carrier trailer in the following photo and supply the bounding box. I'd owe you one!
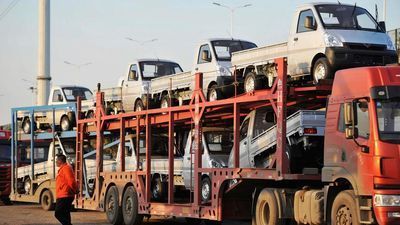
[0,129,11,205]
[74,57,400,225]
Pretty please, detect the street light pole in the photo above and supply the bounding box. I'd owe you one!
[213,2,252,37]
[383,0,387,22]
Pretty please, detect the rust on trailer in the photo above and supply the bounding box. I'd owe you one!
[74,57,332,220]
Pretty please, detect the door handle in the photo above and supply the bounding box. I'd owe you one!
[244,141,247,145]
[293,37,298,41]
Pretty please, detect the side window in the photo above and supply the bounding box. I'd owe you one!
[356,14,375,30]
[356,100,370,139]
[198,44,212,64]
[128,64,138,81]
[124,145,132,157]
[338,104,345,132]
[240,119,250,141]
[297,9,316,33]
[52,90,63,102]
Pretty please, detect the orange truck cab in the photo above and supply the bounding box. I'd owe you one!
[324,65,400,224]
[0,129,11,204]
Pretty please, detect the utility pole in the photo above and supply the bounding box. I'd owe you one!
[383,0,387,22]
[212,2,252,38]
[37,0,51,106]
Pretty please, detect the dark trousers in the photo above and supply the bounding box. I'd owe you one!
[55,197,74,225]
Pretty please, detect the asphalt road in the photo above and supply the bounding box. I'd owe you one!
[0,202,250,225]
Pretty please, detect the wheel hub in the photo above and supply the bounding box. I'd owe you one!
[245,77,255,92]
[61,119,69,130]
[125,197,133,216]
[209,90,218,102]
[202,183,210,200]
[336,206,352,225]
[107,196,115,215]
[315,64,326,81]
[161,99,169,108]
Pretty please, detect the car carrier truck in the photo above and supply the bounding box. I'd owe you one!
[232,2,398,92]
[71,57,400,225]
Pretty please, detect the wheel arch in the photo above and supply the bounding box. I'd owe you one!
[39,188,54,204]
[325,177,356,223]
[310,53,327,75]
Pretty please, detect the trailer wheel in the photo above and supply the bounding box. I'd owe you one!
[22,118,35,134]
[201,176,211,202]
[312,57,331,84]
[331,190,359,225]
[106,186,123,225]
[134,99,144,112]
[60,116,72,131]
[151,176,165,201]
[207,84,220,102]
[122,186,143,225]
[255,189,281,225]
[41,190,55,211]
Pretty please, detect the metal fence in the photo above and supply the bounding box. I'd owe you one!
[388,28,400,62]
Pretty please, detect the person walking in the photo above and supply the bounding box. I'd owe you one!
[55,154,78,225]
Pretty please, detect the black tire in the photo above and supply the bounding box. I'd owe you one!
[86,110,94,119]
[151,176,165,201]
[255,189,282,225]
[122,186,143,225]
[312,57,332,84]
[134,99,144,112]
[201,176,212,202]
[60,116,72,131]
[105,186,123,225]
[41,190,55,211]
[185,218,203,225]
[22,118,35,134]
[331,190,359,225]
[207,84,220,102]
[1,197,12,205]
[244,72,264,93]
[160,95,175,109]
[204,220,222,225]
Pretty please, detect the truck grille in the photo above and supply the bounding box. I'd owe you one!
[344,43,387,51]
[353,54,385,65]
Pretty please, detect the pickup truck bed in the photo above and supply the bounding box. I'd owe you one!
[151,71,192,94]
[231,42,288,69]
[251,110,325,159]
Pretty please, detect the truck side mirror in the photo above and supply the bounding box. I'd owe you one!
[201,50,211,62]
[304,16,316,30]
[345,127,358,139]
[57,94,63,102]
[344,101,359,139]
[378,21,386,32]
[344,102,354,126]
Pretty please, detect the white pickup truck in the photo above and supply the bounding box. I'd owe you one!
[228,108,325,174]
[232,2,398,91]
[19,85,93,134]
[99,59,184,113]
[151,38,257,105]
[86,127,232,202]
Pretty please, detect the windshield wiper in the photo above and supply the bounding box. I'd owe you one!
[351,3,357,17]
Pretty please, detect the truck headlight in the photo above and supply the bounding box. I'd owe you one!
[386,36,396,51]
[374,194,400,207]
[218,66,231,76]
[324,33,343,47]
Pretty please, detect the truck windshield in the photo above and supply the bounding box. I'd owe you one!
[204,131,233,154]
[62,87,93,101]
[211,40,257,61]
[0,144,11,161]
[376,100,400,143]
[139,61,183,80]
[316,4,383,32]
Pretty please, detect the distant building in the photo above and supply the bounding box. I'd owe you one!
[388,28,400,62]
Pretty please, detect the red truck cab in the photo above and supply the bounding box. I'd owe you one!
[324,66,400,224]
[0,129,11,204]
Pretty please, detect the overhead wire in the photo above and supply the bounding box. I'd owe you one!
[0,0,20,22]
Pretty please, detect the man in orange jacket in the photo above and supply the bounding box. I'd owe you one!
[55,154,77,225]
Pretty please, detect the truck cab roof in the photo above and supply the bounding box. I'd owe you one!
[135,58,180,64]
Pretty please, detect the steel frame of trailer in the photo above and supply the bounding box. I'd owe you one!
[74,58,332,220]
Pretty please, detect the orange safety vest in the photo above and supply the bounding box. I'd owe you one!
[56,163,77,199]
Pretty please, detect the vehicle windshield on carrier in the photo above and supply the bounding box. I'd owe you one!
[212,40,257,61]
[62,87,93,101]
[139,61,183,80]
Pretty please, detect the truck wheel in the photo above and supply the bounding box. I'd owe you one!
[201,176,211,202]
[244,72,264,93]
[41,190,55,211]
[134,99,144,112]
[1,197,12,205]
[312,57,331,84]
[255,189,281,225]
[106,186,123,225]
[24,177,31,194]
[160,95,174,109]
[151,176,165,201]
[60,116,72,131]
[122,186,143,225]
[331,190,359,225]
[22,118,35,134]
[207,85,219,102]
[86,110,94,119]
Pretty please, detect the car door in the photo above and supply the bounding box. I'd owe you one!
[122,64,142,111]
[238,118,251,167]
[194,44,214,88]
[288,8,324,76]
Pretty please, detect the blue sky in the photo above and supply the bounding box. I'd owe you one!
[0,0,399,125]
